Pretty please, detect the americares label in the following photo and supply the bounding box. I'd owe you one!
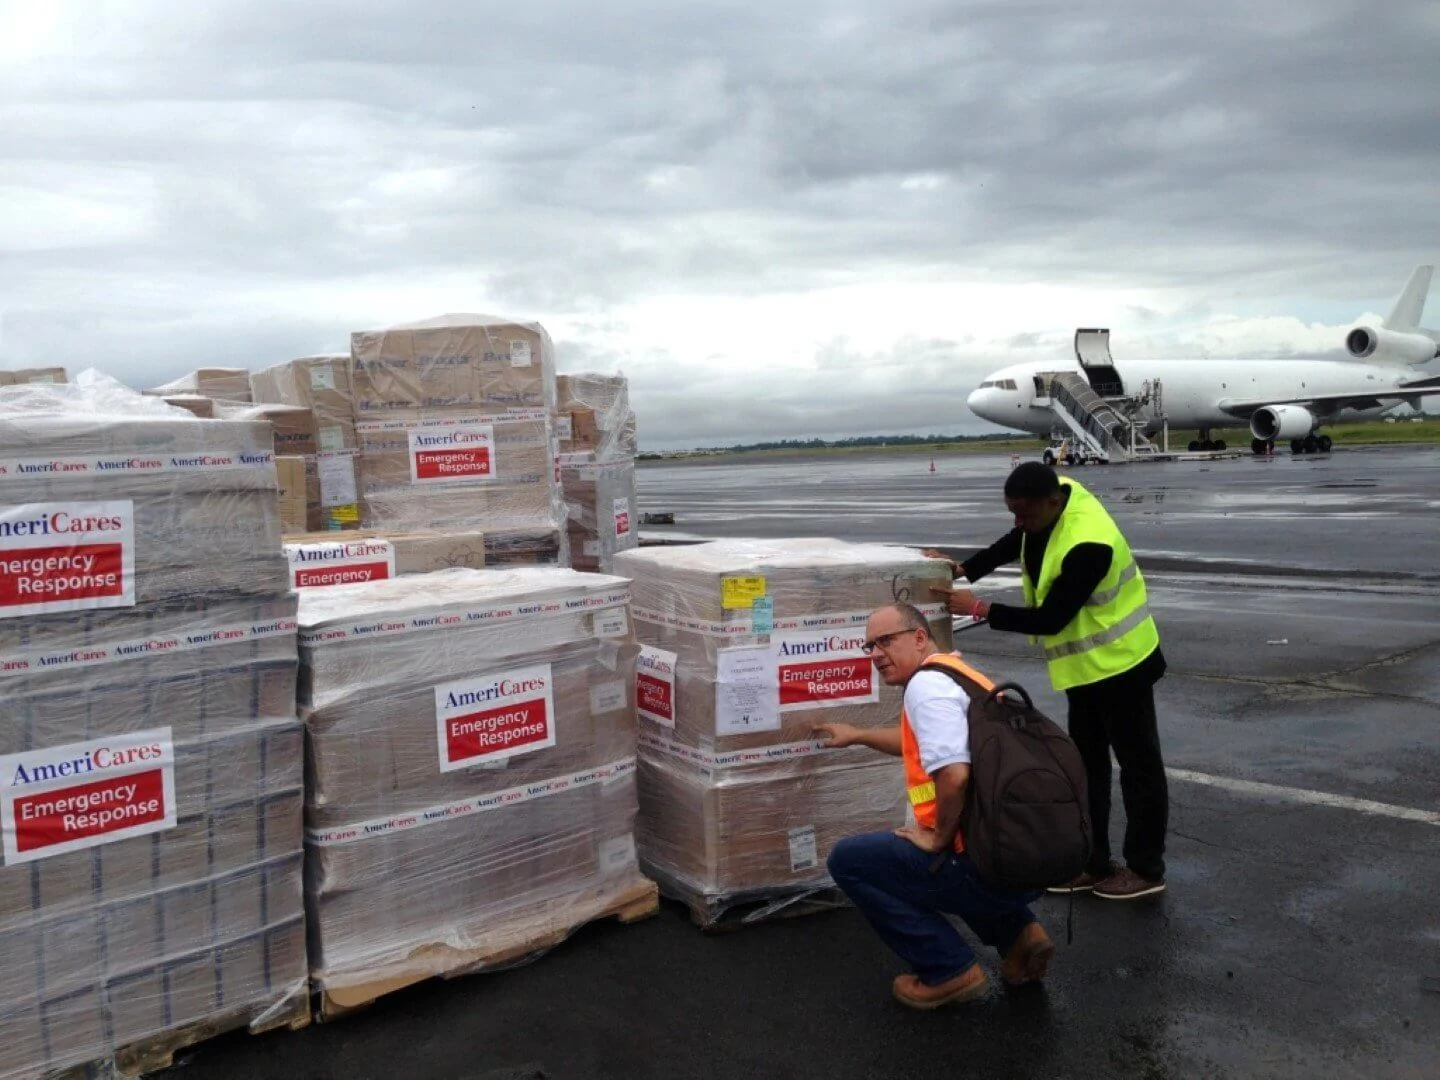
[435,663,556,771]
[773,630,877,710]
[408,423,496,484]
[285,538,397,588]
[0,727,176,864]
[0,501,136,617]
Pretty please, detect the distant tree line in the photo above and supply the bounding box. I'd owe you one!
[637,432,1033,458]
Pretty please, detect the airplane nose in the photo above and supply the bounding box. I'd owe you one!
[967,387,992,419]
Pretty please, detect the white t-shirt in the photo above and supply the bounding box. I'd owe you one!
[903,667,972,775]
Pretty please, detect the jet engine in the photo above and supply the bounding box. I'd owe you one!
[1250,405,1314,441]
[1345,326,1440,365]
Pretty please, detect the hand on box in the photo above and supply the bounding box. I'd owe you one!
[811,721,862,748]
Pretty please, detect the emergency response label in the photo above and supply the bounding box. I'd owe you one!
[408,423,496,484]
[0,501,136,618]
[285,538,396,588]
[773,629,877,711]
[613,498,631,538]
[435,663,555,771]
[636,646,678,727]
[0,728,176,864]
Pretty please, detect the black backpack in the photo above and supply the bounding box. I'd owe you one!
[923,662,1092,891]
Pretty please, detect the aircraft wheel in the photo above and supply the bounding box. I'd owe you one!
[1188,440,1201,452]
[1213,439,1227,451]
[1291,438,1305,455]
[1318,434,1333,453]
[1251,438,1267,455]
[1303,434,1319,454]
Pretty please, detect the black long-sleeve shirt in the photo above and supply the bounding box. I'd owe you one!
[961,525,1166,690]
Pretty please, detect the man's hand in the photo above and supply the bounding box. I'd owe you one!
[920,549,961,578]
[895,824,946,854]
[811,721,863,748]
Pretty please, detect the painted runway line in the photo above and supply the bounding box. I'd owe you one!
[1168,767,1440,826]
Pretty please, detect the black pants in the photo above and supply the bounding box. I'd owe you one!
[1066,675,1168,880]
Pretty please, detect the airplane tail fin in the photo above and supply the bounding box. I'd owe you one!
[1384,265,1433,331]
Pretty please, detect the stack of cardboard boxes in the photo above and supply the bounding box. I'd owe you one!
[556,373,639,574]
[612,539,952,926]
[0,379,307,1075]
[0,367,68,387]
[296,567,654,1016]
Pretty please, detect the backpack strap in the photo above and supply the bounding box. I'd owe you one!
[915,655,994,705]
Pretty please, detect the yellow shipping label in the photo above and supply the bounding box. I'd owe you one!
[330,504,361,524]
[720,576,767,609]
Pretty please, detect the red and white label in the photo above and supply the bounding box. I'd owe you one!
[636,646,677,727]
[285,539,396,589]
[0,501,136,618]
[435,663,555,771]
[773,629,877,711]
[614,498,631,538]
[408,423,496,484]
[0,728,176,864]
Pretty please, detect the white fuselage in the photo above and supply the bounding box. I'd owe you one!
[967,357,1414,436]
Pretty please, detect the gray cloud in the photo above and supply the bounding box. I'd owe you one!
[2,0,1438,445]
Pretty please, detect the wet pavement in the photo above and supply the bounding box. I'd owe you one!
[172,447,1440,1080]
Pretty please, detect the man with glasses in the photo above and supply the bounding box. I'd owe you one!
[814,602,1053,1010]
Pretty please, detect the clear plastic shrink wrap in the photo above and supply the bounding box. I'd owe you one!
[143,368,253,404]
[296,567,653,1016]
[556,374,638,574]
[611,539,953,926]
[0,373,307,1078]
[348,317,567,555]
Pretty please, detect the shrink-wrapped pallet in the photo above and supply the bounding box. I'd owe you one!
[0,368,67,387]
[144,367,252,404]
[348,316,567,546]
[297,567,654,1017]
[556,373,638,574]
[612,539,953,926]
[0,373,306,1078]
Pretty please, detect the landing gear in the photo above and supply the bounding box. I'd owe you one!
[1188,430,1227,453]
[1289,434,1334,455]
[1250,438,1275,456]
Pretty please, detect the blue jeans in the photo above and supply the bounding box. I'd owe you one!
[828,832,1043,986]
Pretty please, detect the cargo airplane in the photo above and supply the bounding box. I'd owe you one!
[966,266,1440,455]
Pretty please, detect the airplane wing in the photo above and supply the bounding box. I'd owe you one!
[1217,375,1440,419]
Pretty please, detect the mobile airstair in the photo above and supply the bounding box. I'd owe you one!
[1038,330,1165,462]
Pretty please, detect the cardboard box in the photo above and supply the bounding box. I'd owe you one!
[276,455,309,534]
[145,367,251,402]
[0,367,67,386]
[250,355,359,453]
[161,394,215,418]
[350,316,555,414]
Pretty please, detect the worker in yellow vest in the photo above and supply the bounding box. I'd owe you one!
[928,462,1168,900]
[814,602,1054,1009]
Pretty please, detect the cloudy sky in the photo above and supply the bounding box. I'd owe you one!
[2,0,1437,448]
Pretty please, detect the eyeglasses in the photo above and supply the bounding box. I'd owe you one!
[861,630,911,654]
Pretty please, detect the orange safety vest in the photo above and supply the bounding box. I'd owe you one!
[900,652,994,854]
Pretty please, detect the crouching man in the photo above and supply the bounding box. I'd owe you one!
[814,602,1054,1009]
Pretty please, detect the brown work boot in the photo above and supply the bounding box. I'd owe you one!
[1046,861,1121,894]
[892,964,990,1010]
[1093,866,1166,900]
[1001,922,1055,986]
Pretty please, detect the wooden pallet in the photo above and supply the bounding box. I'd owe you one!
[46,991,309,1080]
[681,883,851,933]
[316,879,659,1023]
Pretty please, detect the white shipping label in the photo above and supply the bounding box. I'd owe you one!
[510,340,532,367]
[555,415,573,441]
[772,629,877,712]
[788,825,818,872]
[285,538,395,589]
[317,453,359,508]
[435,663,556,771]
[613,498,632,539]
[599,835,637,874]
[309,365,337,391]
[590,680,628,716]
[317,426,346,452]
[595,608,629,639]
[0,501,136,619]
[408,423,496,484]
[636,645,678,727]
[0,728,177,865]
[714,646,781,736]
[583,541,601,557]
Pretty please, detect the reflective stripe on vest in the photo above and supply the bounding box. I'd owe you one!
[900,653,993,854]
[1022,477,1160,691]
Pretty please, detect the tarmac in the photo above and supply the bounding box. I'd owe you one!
[169,446,1440,1080]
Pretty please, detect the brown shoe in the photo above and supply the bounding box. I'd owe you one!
[1001,922,1055,986]
[1045,861,1121,894]
[892,964,990,1010]
[1093,867,1166,900]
